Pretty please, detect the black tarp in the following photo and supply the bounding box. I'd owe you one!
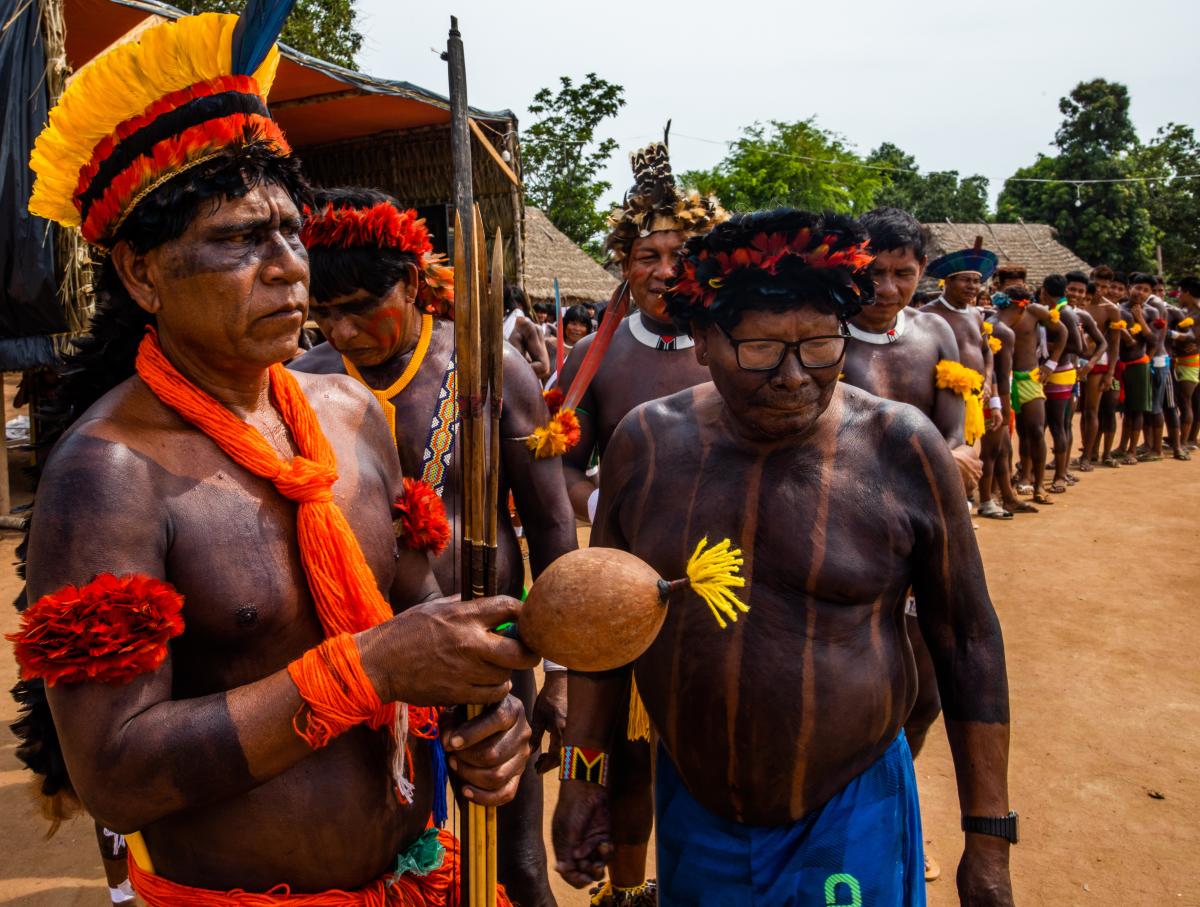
[0,0,66,370]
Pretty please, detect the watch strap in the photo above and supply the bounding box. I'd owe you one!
[961,810,1019,844]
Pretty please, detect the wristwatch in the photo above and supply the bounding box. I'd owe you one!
[962,810,1019,844]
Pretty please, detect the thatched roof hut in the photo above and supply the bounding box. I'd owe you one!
[521,207,618,306]
[921,221,1091,293]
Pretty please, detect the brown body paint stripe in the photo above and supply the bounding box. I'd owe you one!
[789,399,841,815]
[724,448,766,813]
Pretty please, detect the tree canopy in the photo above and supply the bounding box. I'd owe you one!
[868,143,989,222]
[521,74,626,259]
[997,79,1157,273]
[183,0,362,70]
[680,119,883,215]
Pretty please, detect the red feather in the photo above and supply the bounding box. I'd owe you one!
[394,478,451,555]
[7,574,185,686]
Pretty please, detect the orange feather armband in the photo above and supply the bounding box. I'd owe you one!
[7,574,184,686]
[525,408,582,459]
[394,477,451,556]
[287,633,384,749]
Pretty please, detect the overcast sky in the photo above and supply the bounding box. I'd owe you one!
[352,0,1198,211]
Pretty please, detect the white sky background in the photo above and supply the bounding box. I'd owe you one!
[352,0,1199,212]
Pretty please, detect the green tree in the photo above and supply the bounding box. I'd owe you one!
[183,0,362,70]
[679,119,883,215]
[522,74,626,258]
[997,79,1156,271]
[867,142,989,222]
[1135,123,1200,277]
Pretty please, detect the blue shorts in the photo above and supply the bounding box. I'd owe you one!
[655,733,925,907]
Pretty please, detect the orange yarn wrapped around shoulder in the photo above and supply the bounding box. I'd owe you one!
[7,573,184,686]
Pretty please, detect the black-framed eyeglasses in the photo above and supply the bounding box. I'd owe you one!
[718,324,849,372]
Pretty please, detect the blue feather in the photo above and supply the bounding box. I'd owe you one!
[230,0,297,76]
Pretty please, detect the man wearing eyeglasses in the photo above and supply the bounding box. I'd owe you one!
[553,210,1014,907]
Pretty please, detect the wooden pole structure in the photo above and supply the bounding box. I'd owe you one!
[447,18,500,907]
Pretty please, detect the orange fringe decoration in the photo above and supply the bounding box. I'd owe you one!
[542,387,564,415]
[287,634,382,749]
[126,828,512,906]
[524,408,581,459]
[135,331,395,733]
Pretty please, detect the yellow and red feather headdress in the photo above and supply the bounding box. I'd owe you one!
[29,11,290,248]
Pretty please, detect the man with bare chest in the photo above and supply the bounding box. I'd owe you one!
[1169,276,1200,449]
[555,141,727,905]
[504,284,552,382]
[1076,268,1123,469]
[920,238,1005,498]
[553,210,1014,906]
[1038,275,1085,494]
[11,16,532,904]
[291,188,577,906]
[978,311,1028,517]
[993,286,1068,506]
[841,208,973,884]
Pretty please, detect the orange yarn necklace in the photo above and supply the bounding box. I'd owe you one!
[134,330,415,797]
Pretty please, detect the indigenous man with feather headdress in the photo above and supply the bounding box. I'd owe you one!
[554,135,727,906]
[553,209,1015,907]
[291,187,578,907]
[9,10,533,905]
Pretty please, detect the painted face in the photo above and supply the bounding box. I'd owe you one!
[308,270,418,368]
[624,230,686,321]
[944,272,982,307]
[696,305,843,441]
[564,319,590,345]
[142,182,309,371]
[858,246,924,329]
[1065,281,1087,305]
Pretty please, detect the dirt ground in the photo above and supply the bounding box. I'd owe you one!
[0,368,1196,904]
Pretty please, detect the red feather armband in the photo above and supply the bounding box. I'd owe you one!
[394,477,451,555]
[7,574,184,686]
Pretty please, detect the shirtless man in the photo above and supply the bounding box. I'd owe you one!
[1077,267,1123,469]
[555,141,727,905]
[1132,274,1187,461]
[979,308,1029,518]
[1037,275,1084,494]
[14,24,532,902]
[1061,273,1107,474]
[292,188,577,906]
[920,239,1005,501]
[553,210,1014,906]
[504,284,552,381]
[841,209,968,780]
[1170,276,1200,449]
[1117,276,1161,462]
[993,285,1068,506]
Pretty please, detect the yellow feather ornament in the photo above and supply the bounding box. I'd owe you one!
[29,13,279,229]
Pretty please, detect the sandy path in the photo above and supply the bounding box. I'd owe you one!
[1,408,1197,905]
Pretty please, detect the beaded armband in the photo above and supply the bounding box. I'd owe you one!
[7,573,184,686]
[559,745,610,786]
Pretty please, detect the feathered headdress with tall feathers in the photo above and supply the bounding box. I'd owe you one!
[29,2,296,249]
[605,123,728,263]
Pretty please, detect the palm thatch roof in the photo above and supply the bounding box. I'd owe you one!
[522,207,618,305]
[922,222,1091,292]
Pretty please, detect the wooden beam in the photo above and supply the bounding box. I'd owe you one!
[469,118,520,189]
